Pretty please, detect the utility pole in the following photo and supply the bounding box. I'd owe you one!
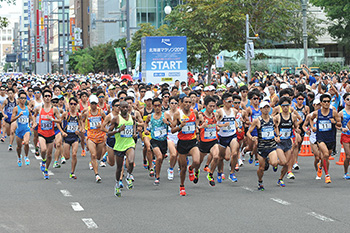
[302,0,308,67]
[245,14,259,83]
[62,0,66,75]
[125,0,131,74]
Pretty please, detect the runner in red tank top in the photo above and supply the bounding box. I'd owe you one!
[33,90,61,179]
[171,95,200,196]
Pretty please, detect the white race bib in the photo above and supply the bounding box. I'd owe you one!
[89,116,101,130]
[120,125,133,138]
[182,122,195,134]
[154,126,167,139]
[204,127,216,140]
[262,127,274,140]
[319,120,331,132]
[280,128,291,140]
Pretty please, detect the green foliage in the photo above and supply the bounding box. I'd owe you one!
[3,62,12,72]
[74,53,95,75]
[311,62,348,73]
[224,61,246,74]
[0,0,14,29]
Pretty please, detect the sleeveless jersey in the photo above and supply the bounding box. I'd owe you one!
[199,113,217,142]
[178,109,196,140]
[341,108,350,136]
[4,98,16,116]
[87,108,105,139]
[278,113,293,140]
[316,109,335,143]
[34,99,43,123]
[235,109,243,129]
[218,108,236,137]
[257,116,276,150]
[250,105,261,136]
[150,112,168,141]
[166,110,178,140]
[295,105,306,121]
[114,114,135,151]
[38,107,55,137]
[63,113,80,135]
[0,95,7,106]
[16,106,30,132]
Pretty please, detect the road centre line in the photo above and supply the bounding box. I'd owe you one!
[307,212,334,222]
[70,202,84,211]
[82,218,98,229]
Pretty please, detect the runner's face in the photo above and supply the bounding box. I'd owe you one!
[252,96,260,105]
[224,97,233,107]
[120,103,128,115]
[69,101,77,111]
[182,97,191,111]
[43,93,52,103]
[297,97,304,104]
[19,95,26,103]
[153,101,162,113]
[170,100,178,110]
[8,91,14,98]
[113,102,120,113]
[206,102,216,113]
[321,98,330,109]
[281,102,290,113]
[261,105,270,114]
[345,96,350,106]
[233,99,241,109]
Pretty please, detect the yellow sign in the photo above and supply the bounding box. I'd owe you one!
[161,77,173,82]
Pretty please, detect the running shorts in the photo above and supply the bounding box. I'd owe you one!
[177,139,198,155]
[150,139,168,155]
[199,140,218,154]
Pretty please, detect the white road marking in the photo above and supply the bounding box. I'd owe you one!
[307,212,334,222]
[48,170,54,176]
[29,144,34,148]
[270,198,291,206]
[56,180,62,185]
[31,149,36,154]
[70,202,84,211]
[82,218,98,229]
[35,155,42,160]
[60,190,72,197]
[241,186,254,192]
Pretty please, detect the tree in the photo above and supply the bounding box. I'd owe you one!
[166,0,298,82]
[309,0,350,64]
[0,0,13,29]
[74,53,95,75]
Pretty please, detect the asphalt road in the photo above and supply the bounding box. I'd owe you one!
[1,134,349,233]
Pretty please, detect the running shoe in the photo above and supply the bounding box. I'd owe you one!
[286,172,295,179]
[316,175,321,180]
[127,173,135,182]
[217,173,222,183]
[207,173,215,186]
[17,158,22,167]
[53,161,61,168]
[101,153,107,163]
[99,161,106,167]
[89,162,93,170]
[255,160,259,166]
[81,149,86,157]
[344,173,350,180]
[61,156,66,164]
[167,168,174,180]
[235,163,239,172]
[35,150,40,157]
[149,168,155,177]
[188,166,194,181]
[154,178,160,186]
[248,155,253,164]
[229,173,237,182]
[0,136,4,142]
[119,180,124,189]
[70,173,77,179]
[95,174,102,183]
[40,160,46,172]
[317,163,323,178]
[325,175,331,184]
[258,182,264,191]
[273,166,278,172]
[126,178,133,189]
[115,185,121,197]
[179,186,186,196]
[222,174,226,180]
[143,160,148,169]
[203,165,211,173]
[293,163,299,170]
[193,170,200,184]
[238,158,244,167]
[43,169,49,179]
[277,179,285,187]
[24,156,30,166]
[8,144,13,151]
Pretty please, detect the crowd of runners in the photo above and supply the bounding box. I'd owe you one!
[1,64,350,197]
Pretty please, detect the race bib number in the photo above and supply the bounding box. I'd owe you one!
[297,111,305,121]
[280,128,292,140]
[67,122,78,133]
[18,116,29,124]
[262,126,274,140]
[182,122,195,134]
[319,120,331,132]
[154,126,167,139]
[120,125,133,138]
[204,127,217,140]
[41,120,52,131]
[222,122,236,133]
[89,116,101,130]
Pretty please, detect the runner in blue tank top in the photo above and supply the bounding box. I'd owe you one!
[1,88,17,151]
[11,91,32,167]
[338,93,350,179]
[310,94,341,184]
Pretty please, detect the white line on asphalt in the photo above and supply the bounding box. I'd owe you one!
[29,144,34,148]
[241,186,254,192]
[35,155,42,160]
[60,190,72,197]
[82,218,98,229]
[31,149,36,154]
[307,212,334,222]
[270,198,291,206]
[70,202,84,211]
[56,180,62,185]
[48,170,54,176]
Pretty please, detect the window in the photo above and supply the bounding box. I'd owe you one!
[24,24,29,28]
[24,2,28,6]
[7,36,11,41]
[2,36,7,41]
[24,10,28,13]
[7,29,11,34]
[24,17,28,21]
[24,31,28,35]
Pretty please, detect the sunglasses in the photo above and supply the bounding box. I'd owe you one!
[19,97,26,100]
[281,104,290,107]
[52,100,58,103]
[154,104,161,107]
[346,98,350,101]
[253,98,260,100]
[44,95,52,98]
[170,102,178,105]
[120,97,125,100]
[322,100,330,103]
[67,90,72,92]
[226,100,233,103]
[114,104,120,107]
[98,96,105,98]
[140,91,146,93]
[35,91,41,94]
[183,101,191,104]
[297,98,304,101]
[233,101,241,104]
[70,103,77,106]
[163,96,169,98]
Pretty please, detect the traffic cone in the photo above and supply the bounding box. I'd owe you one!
[336,145,346,165]
[298,136,313,157]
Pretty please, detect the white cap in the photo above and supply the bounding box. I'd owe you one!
[259,101,270,108]
[143,91,154,101]
[280,83,289,90]
[89,95,98,104]
[204,86,210,91]
[314,99,321,105]
[208,85,215,91]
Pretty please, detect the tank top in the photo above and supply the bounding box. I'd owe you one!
[178,109,196,141]
[341,108,350,136]
[63,113,80,135]
[150,112,168,141]
[257,116,276,150]
[200,113,217,142]
[4,98,16,116]
[16,106,30,131]
[38,107,55,137]
[87,108,105,140]
[278,113,293,140]
[295,105,305,121]
[99,102,108,115]
[166,110,178,138]
[143,107,154,122]
[218,108,236,137]
[0,95,7,106]
[114,114,135,151]
[250,105,261,135]
[235,109,243,129]
[316,109,335,143]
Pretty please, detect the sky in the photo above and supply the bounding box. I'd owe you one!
[0,0,22,15]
